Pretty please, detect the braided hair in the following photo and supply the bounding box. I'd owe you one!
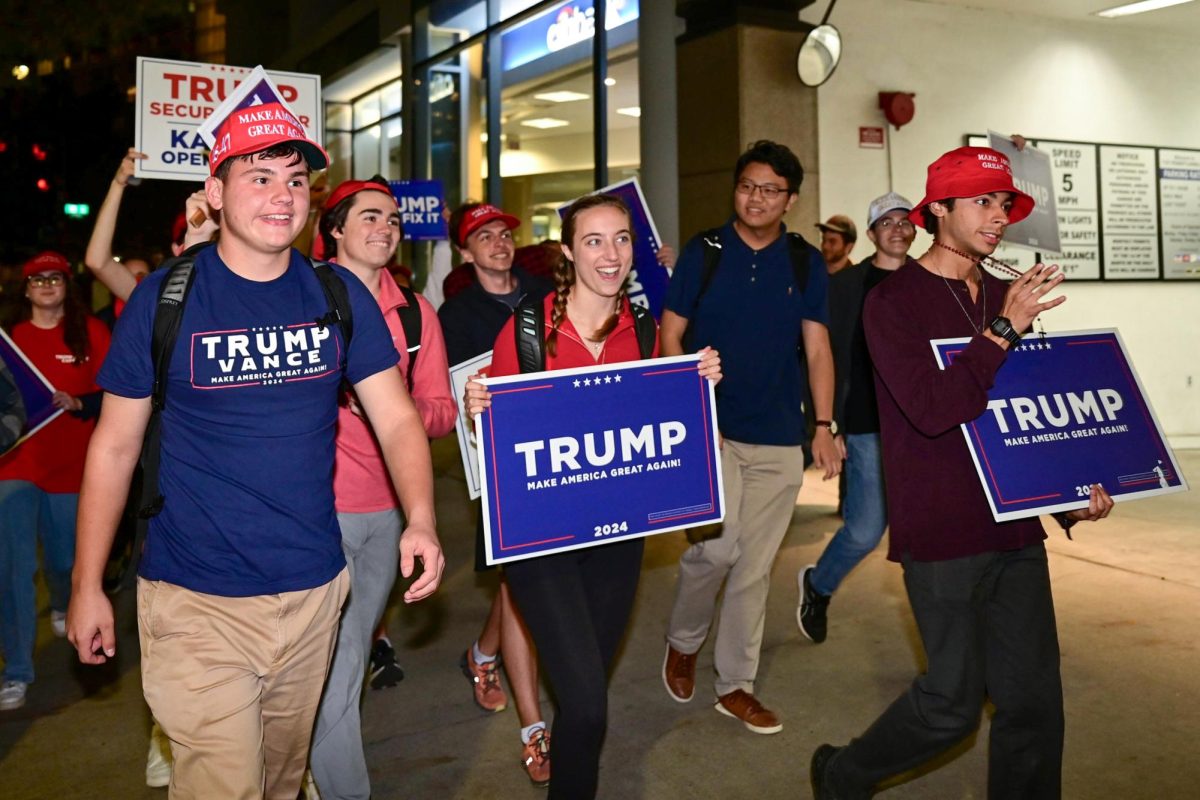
[547,193,635,358]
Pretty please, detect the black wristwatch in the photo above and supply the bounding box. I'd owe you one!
[988,316,1021,346]
[815,419,839,436]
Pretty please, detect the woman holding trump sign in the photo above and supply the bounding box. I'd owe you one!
[465,193,721,799]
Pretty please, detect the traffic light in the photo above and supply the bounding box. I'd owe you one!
[31,143,47,161]
[36,177,50,192]
[64,202,90,218]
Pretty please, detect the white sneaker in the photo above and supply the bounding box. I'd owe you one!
[0,680,28,710]
[146,721,173,787]
[51,610,67,638]
[302,769,321,800]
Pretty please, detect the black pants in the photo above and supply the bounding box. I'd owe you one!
[505,537,644,800]
[829,542,1064,799]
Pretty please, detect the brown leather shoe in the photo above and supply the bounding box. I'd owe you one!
[662,643,697,702]
[714,689,783,734]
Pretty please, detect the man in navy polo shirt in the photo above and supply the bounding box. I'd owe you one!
[67,102,444,799]
[660,140,841,734]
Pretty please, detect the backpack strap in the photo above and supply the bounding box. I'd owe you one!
[629,302,657,359]
[394,285,423,391]
[696,228,725,306]
[514,298,546,374]
[785,231,813,297]
[310,260,354,353]
[138,254,199,519]
[682,228,724,351]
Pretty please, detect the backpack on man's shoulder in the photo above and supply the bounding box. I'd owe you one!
[513,296,656,374]
[683,226,817,350]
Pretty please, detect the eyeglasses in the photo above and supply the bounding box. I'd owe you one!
[875,218,915,232]
[27,274,65,287]
[735,180,788,200]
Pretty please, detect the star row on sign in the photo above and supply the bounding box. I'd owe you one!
[1014,341,1053,352]
[573,374,623,388]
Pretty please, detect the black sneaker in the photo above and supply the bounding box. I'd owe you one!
[369,638,405,689]
[810,744,842,800]
[797,565,830,644]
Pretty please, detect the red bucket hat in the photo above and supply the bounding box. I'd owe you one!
[208,101,328,176]
[22,251,70,279]
[457,204,520,247]
[313,179,397,260]
[909,147,1035,229]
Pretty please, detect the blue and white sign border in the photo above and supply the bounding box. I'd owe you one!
[932,328,1188,521]
[476,354,724,565]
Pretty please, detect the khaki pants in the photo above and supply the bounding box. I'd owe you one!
[667,440,805,696]
[137,569,349,800]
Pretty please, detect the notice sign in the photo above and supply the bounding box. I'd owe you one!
[1040,140,1101,280]
[1157,149,1200,280]
[389,180,448,241]
[1100,145,1160,279]
[477,355,723,564]
[932,330,1187,522]
[135,57,322,182]
[859,127,885,149]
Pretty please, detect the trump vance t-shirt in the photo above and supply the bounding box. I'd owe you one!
[99,246,399,597]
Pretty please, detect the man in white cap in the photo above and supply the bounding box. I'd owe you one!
[797,192,916,644]
[68,101,444,799]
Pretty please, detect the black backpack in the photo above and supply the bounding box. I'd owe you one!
[392,285,424,391]
[682,227,815,350]
[513,297,657,373]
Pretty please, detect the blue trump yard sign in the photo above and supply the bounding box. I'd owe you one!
[0,329,63,456]
[477,354,723,564]
[558,178,670,319]
[932,329,1187,522]
[388,180,447,241]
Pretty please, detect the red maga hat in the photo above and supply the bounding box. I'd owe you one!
[208,101,328,176]
[324,179,393,214]
[312,179,397,260]
[23,251,70,278]
[457,204,520,247]
[909,147,1034,229]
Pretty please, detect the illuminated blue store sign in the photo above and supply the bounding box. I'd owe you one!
[500,0,640,72]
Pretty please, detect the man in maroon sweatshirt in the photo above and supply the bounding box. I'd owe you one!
[810,147,1113,800]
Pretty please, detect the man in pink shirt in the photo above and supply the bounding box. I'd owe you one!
[310,177,456,799]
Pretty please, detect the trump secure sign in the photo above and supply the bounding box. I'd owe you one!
[932,329,1187,521]
[477,355,723,564]
[135,57,322,181]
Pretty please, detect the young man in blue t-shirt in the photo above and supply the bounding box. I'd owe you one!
[660,140,842,734]
[66,104,444,799]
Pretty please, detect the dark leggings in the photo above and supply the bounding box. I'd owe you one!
[504,537,644,800]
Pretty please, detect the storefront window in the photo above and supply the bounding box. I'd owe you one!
[493,0,640,243]
[429,0,487,50]
[326,102,352,132]
[429,43,486,216]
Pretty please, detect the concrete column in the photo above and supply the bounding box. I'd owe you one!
[638,2,681,248]
[676,22,820,242]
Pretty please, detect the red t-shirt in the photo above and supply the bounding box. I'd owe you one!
[0,317,110,492]
[490,293,659,378]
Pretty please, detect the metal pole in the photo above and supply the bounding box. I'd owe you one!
[593,0,608,189]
